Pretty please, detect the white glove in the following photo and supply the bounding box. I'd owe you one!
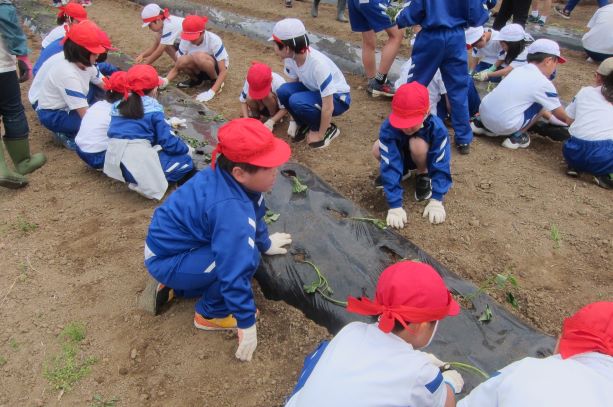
[287,120,298,138]
[264,119,275,131]
[159,77,169,90]
[386,207,407,229]
[424,353,446,368]
[187,145,195,158]
[235,324,257,362]
[473,70,489,82]
[265,232,292,255]
[442,369,464,394]
[196,89,216,103]
[423,199,446,224]
[548,115,568,127]
[168,117,187,128]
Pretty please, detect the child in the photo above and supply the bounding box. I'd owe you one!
[581,3,613,63]
[286,261,464,406]
[465,26,504,75]
[271,18,351,148]
[143,118,292,362]
[162,15,228,101]
[396,0,489,155]
[563,58,613,189]
[459,301,613,406]
[34,20,107,150]
[528,0,552,26]
[347,0,403,96]
[135,3,184,65]
[473,24,532,82]
[75,71,127,169]
[0,0,46,189]
[104,64,194,200]
[239,62,288,131]
[472,39,572,150]
[374,83,452,228]
[41,2,87,49]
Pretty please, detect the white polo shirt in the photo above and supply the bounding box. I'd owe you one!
[458,352,613,407]
[177,31,229,67]
[239,72,286,108]
[285,322,448,407]
[283,47,350,98]
[160,15,183,46]
[566,86,613,141]
[75,100,112,153]
[41,24,66,48]
[395,59,446,115]
[35,56,96,111]
[473,30,504,65]
[480,63,561,135]
[582,4,613,55]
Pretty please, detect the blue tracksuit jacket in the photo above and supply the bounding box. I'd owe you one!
[379,116,452,208]
[145,166,272,328]
[396,0,489,29]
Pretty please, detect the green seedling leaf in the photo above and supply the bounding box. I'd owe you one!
[264,210,280,225]
[506,292,519,308]
[303,283,319,294]
[448,362,490,380]
[291,176,308,194]
[478,304,493,323]
[494,273,508,288]
[507,275,518,287]
[349,217,388,230]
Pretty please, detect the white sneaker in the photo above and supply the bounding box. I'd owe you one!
[470,120,496,137]
[502,132,530,149]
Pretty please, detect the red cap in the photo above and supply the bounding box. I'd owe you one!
[126,64,163,96]
[97,29,117,52]
[57,3,88,21]
[62,20,106,54]
[211,118,291,169]
[559,302,613,359]
[347,261,460,333]
[102,71,129,98]
[389,82,430,129]
[181,15,208,41]
[247,62,273,100]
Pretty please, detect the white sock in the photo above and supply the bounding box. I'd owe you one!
[539,16,548,23]
[531,10,539,17]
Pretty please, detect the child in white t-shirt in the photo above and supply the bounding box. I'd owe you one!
[239,62,287,131]
[582,4,613,63]
[563,58,613,189]
[472,39,572,150]
[286,261,464,407]
[41,2,87,49]
[465,26,503,75]
[136,3,184,65]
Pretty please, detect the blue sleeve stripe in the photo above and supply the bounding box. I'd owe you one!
[64,89,87,99]
[545,92,558,98]
[178,49,184,56]
[241,91,247,99]
[319,73,333,92]
[214,44,225,59]
[161,32,171,38]
[425,371,444,394]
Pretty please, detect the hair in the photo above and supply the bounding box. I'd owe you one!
[105,90,124,104]
[600,71,613,103]
[502,40,527,66]
[117,89,154,119]
[96,52,108,63]
[527,52,557,64]
[275,35,310,54]
[216,154,262,174]
[63,38,93,67]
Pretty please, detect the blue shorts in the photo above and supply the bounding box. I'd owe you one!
[348,0,395,33]
[563,136,613,176]
[76,146,105,169]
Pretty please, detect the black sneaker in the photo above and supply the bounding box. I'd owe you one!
[177,77,204,89]
[154,283,175,315]
[457,144,470,155]
[502,132,530,149]
[566,167,579,178]
[293,124,309,142]
[374,169,411,189]
[594,174,613,190]
[470,118,495,137]
[527,14,540,23]
[415,173,432,201]
[308,124,340,149]
[285,0,292,7]
[368,78,396,97]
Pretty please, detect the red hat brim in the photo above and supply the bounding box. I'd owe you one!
[83,44,107,54]
[248,83,272,100]
[181,31,202,41]
[558,55,567,64]
[389,112,424,130]
[246,137,291,168]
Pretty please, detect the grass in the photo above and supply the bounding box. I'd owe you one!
[550,223,561,249]
[9,338,18,349]
[90,395,119,407]
[0,355,7,366]
[14,217,38,234]
[44,322,96,392]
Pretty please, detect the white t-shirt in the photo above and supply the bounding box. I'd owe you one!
[458,352,613,407]
[160,15,183,46]
[473,30,504,65]
[286,322,448,407]
[36,57,95,110]
[566,86,613,141]
[0,34,17,74]
[480,63,561,135]
[41,25,66,48]
[582,4,613,55]
[177,31,229,67]
[75,100,112,153]
[239,72,286,108]
[283,48,350,98]
[29,53,103,106]
[395,59,446,115]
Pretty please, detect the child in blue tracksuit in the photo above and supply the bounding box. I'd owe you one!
[144,118,292,362]
[396,0,489,155]
[373,83,452,228]
[104,64,194,200]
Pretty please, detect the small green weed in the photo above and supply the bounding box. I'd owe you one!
[9,338,18,349]
[14,217,38,234]
[550,224,561,249]
[0,355,7,366]
[61,322,87,343]
[90,394,119,407]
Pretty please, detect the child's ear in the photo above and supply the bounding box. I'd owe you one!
[231,166,247,183]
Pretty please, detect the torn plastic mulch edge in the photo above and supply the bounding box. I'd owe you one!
[257,163,555,392]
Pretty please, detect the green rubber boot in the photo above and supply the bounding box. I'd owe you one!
[311,0,320,17]
[0,141,28,189]
[4,137,47,175]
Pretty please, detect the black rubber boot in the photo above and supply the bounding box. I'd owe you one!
[311,0,320,17]
[337,0,348,22]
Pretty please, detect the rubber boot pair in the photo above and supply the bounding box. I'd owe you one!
[311,0,348,22]
[0,137,46,189]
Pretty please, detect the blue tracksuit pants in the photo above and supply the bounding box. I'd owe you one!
[122,150,194,184]
[408,27,472,146]
[276,82,350,131]
[563,137,613,176]
[36,108,82,138]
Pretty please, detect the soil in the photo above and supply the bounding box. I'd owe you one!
[1,0,611,406]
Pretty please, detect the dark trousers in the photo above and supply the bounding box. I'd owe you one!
[0,71,29,139]
[493,0,532,30]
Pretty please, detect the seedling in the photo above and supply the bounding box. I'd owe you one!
[349,217,387,230]
[385,2,405,21]
[264,210,280,225]
[9,338,18,349]
[91,395,119,407]
[291,176,308,194]
[464,272,520,315]
[550,223,561,249]
[179,135,207,149]
[478,304,493,323]
[61,322,86,343]
[14,217,38,234]
[447,362,490,380]
[300,260,347,307]
[0,355,7,366]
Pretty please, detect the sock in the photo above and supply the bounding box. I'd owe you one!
[539,16,547,23]
[531,10,539,17]
[375,72,387,84]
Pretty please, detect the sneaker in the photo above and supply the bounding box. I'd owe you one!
[537,18,546,26]
[415,173,432,201]
[52,132,77,151]
[502,132,530,149]
[154,284,175,315]
[368,78,396,97]
[593,174,613,190]
[374,169,411,189]
[470,119,496,137]
[177,77,204,89]
[457,143,470,155]
[285,0,293,7]
[527,14,540,23]
[194,309,260,331]
[308,124,340,149]
[566,167,579,178]
[293,124,309,142]
[554,6,571,19]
